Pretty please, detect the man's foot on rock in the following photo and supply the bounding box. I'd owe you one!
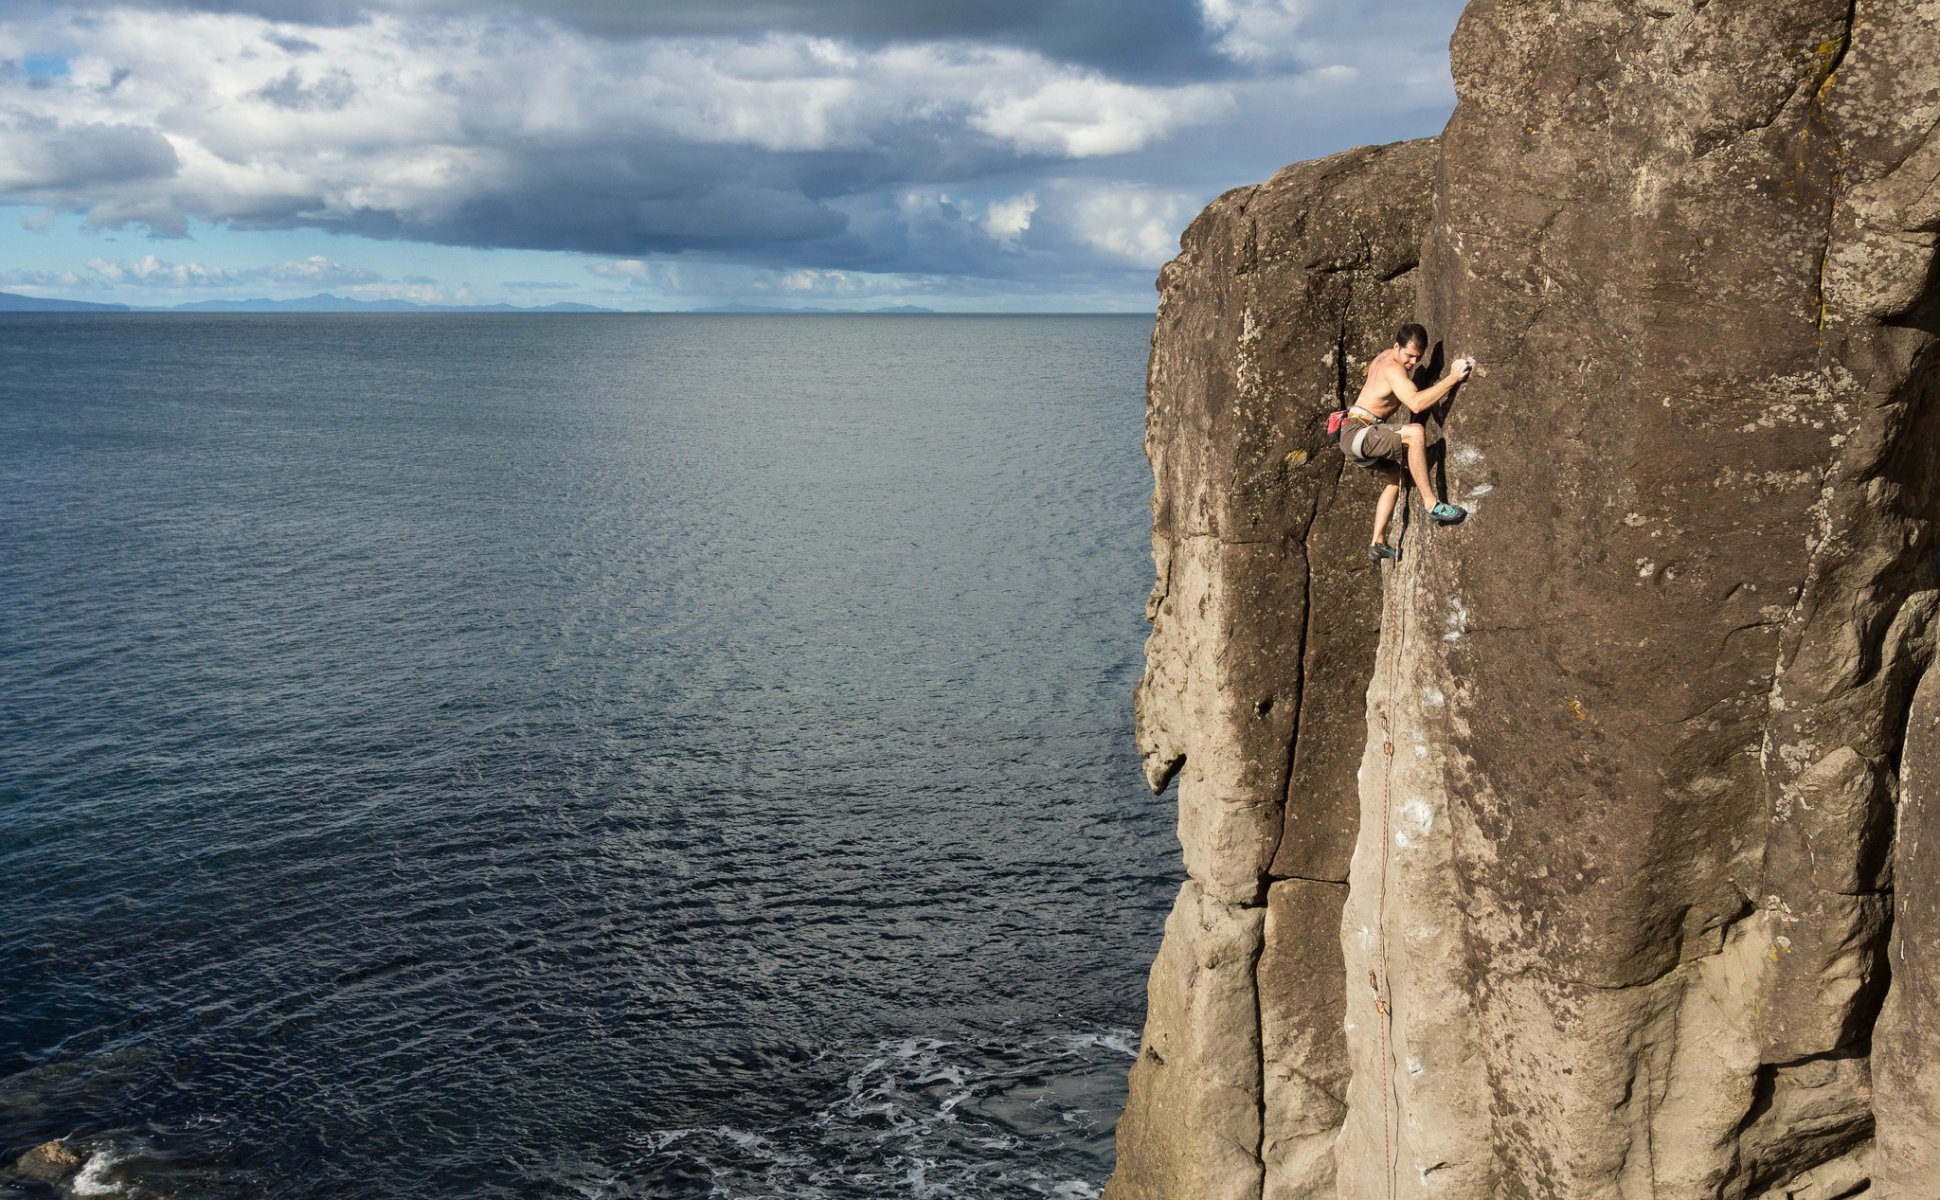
[1429,501,1467,525]
[1367,542,1398,563]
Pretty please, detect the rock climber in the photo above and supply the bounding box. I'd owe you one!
[1335,322,1474,562]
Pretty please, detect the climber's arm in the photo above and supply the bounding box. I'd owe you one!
[1385,358,1470,414]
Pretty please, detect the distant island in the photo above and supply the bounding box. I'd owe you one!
[0,291,129,312]
[165,294,620,314]
[687,302,935,314]
[0,290,937,315]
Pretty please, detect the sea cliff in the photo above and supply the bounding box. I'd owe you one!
[1108,1,1940,1196]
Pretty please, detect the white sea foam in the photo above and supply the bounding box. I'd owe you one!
[1052,1029,1138,1057]
[632,1028,1132,1198]
[70,1147,128,1197]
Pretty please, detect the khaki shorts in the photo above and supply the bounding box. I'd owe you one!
[1350,422,1407,471]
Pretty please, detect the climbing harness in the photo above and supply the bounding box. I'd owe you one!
[1328,404,1381,464]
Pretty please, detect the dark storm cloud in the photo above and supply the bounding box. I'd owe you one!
[424,147,852,257]
[68,0,1230,80]
[259,134,1067,280]
[0,117,178,191]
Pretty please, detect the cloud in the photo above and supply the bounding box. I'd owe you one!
[52,0,1231,80]
[983,191,1036,248]
[1046,182,1199,264]
[0,116,179,192]
[969,77,1232,157]
[0,11,1253,263]
[0,0,1465,301]
[587,258,660,286]
[768,268,861,295]
[252,66,357,110]
[1201,0,1312,63]
[85,253,237,285]
[263,253,381,284]
[65,251,384,290]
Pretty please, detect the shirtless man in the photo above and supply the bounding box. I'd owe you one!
[1340,323,1473,562]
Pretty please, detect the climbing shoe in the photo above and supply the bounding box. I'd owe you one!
[1367,543,1398,563]
[1428,501,1467,525]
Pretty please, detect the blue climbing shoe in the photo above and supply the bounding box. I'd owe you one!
[1367,543,1398,563]
[1428,501,1467,525]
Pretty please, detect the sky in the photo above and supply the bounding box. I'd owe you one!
[0,0,1467,311]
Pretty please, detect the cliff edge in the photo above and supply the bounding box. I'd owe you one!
[1109,1,1940,1197]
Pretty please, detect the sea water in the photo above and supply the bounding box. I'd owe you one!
[0,314,1179,1199]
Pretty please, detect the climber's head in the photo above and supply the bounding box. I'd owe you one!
[1394,323,1428,370]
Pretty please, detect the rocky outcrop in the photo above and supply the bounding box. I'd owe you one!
[1110,1,1940,1197]
[1107,138,1438,1200]
[11,1140,82,1185]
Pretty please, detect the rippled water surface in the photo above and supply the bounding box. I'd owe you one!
[0,314,1178,1199]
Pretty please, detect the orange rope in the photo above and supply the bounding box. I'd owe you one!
[1372,478,1408,1200]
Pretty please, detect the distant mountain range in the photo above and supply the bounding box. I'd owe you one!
[0,290,938,315]
[687,302,936,314]
[0,289,615,314]
[0,291,129,312]
[163,294,621,314]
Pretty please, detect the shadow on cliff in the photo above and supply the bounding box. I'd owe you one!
[1417,340,1457,514]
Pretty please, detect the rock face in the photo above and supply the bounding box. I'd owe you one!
[1107,138,1438,1200]
[1110,2,1940,1198]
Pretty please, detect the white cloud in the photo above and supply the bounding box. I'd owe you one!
[0,10,1245,239]
[970,77,1232,158]
[62,252,385,292]
[1053,183,1197,265]
[983,191,1037,248]
[772,269,857,293]
[0,0,1466,300]
[85,253,237,286]
[266,254,382,284]
[588,259,661,285]
[1201,0,1313,63]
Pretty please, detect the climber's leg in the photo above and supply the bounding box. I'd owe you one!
[1399,424,1438,501]
[1370,463,1402,549]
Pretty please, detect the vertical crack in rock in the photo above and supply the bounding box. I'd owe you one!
[1810,0,1859,331]
[1107,140,1438,1200]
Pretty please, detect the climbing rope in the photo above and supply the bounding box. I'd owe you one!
[1371,476,1410,1200]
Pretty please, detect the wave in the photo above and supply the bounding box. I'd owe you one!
[617,1028,1138,1199]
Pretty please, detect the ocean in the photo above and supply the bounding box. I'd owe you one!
[0,314,1179,1198]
